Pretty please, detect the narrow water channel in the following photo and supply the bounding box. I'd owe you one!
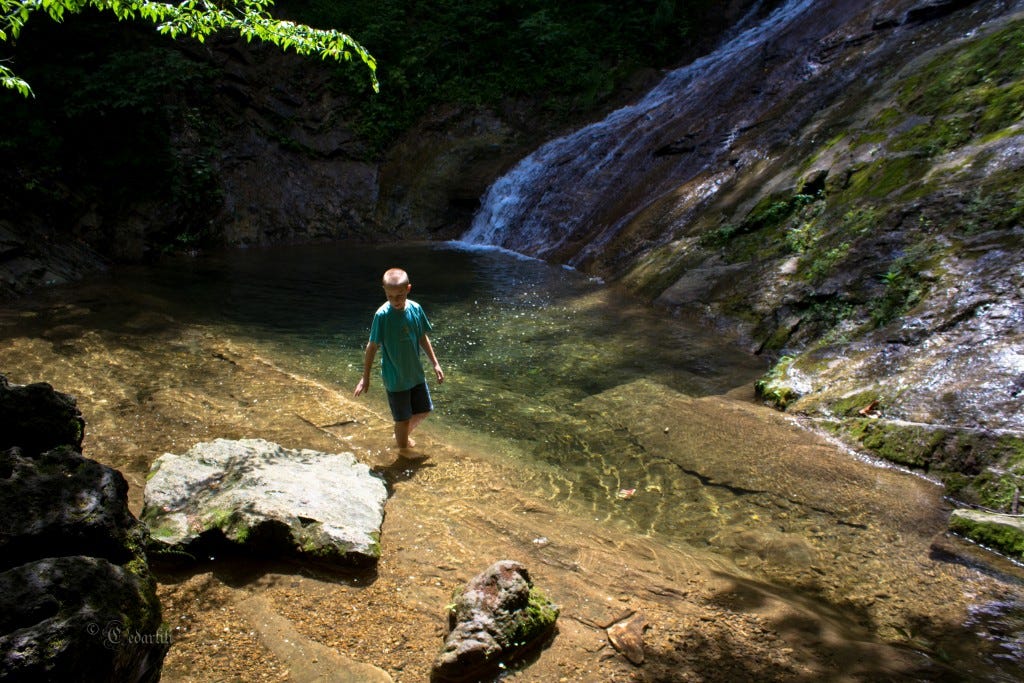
[2,241,1022,679]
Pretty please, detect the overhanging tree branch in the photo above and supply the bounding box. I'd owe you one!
[0,0,378,97]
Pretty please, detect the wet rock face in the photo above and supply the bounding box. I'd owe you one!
[0,376,167,682]
[0,375,84,455]
[142,438,388,565]
[0,445,147,576]
[432,560,559,682]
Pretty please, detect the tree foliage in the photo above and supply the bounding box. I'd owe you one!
[275,0,714,148]
[0,0,377,96]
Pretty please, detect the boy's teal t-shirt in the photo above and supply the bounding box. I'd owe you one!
[368,300,433,392]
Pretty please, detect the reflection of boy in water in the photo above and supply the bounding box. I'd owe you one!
[353,268,444,452]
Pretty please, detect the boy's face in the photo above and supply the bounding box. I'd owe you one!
[384,283,411,311]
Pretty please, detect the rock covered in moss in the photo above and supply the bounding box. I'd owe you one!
[142,438,388,565]
[949,509,1024,560]
[432,560,558,682]
[0,376,167,682]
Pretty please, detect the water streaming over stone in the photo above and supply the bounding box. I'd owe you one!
[460,0,818,262]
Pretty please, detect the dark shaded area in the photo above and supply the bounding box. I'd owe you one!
[905,0,983,24]
[0,377,168,682]
[0,375,84,454]
[0,445,144,574]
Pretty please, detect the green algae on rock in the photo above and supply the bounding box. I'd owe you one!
[433,560,559,682]
[949,509,1024,561]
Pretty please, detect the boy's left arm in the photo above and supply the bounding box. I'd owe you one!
[420,335,444,383]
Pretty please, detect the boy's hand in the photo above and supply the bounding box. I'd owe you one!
[353,378,369,397]
[434,363,445,384]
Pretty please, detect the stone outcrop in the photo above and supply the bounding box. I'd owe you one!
[0,220,109,301]
[0,376,168,682]
[0,374,85,454]
[949,509,1024,561]
[142,438,388,565]
[432,560,558,682]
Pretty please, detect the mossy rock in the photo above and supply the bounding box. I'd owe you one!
[949,509,1024,560]
[754,355,802,409]
[844,419,945,468]
[434,560,559,682]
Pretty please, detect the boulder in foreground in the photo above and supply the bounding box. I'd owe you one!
[0,376,167,682]
[142,438,388,565]
[432,560,558,682]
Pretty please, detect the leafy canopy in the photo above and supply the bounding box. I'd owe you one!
[0,0,377,96]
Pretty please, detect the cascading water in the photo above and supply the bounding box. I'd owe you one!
[461,0,819,263]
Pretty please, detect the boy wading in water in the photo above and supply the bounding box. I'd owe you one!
[354,268,444,454]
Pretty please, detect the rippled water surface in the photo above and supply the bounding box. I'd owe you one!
[3,241,1023,679]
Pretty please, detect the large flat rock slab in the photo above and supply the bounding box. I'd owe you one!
[142,438,388,566]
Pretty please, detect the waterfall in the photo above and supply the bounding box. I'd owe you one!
[460,0,817,263]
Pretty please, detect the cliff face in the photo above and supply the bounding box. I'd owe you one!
[639,0,1024,511]
[462,0,1024,510]
[1,1,769,297]
[617,0,1024,510]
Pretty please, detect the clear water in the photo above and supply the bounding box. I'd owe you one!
[103,241,773,534]
[3,241,1024,679]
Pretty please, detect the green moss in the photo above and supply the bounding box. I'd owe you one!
[842,156,929,200]
[504,587,560,649]
[803,242,850,283]
[755,355,800,409]
[845,419,944,468]
[829,391,880,417]
[145,523,181,543]
[867,107,902,130]
[889,116,974,157]
[701,192,821,251]
[760,323,795,353]
[941,472,971,498]
[971,469,1024,511]
[949,510,1024,560]
[883,21,1024,160]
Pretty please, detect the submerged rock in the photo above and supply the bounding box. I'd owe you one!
[432,560,559,682]
[0,376,167,682]
[142,438,388,565]
[607,612,648,665]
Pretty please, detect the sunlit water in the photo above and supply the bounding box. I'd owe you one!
[3,241,1023,679]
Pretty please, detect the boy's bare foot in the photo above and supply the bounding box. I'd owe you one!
[397,446,428,461]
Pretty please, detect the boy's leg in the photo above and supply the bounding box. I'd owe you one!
[389,383,432,450]
[406,412,429,444]
[404,383,433,446]
[394,419,412,449]
[387,388,414,449]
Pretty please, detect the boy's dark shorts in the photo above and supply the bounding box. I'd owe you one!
[386,383,433,422]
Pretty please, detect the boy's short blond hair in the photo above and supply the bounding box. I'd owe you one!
[383,268,409,287]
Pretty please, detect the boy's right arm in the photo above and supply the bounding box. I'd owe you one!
[353,341,378,397]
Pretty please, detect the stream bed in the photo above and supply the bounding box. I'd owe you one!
[2,241,1022,680]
